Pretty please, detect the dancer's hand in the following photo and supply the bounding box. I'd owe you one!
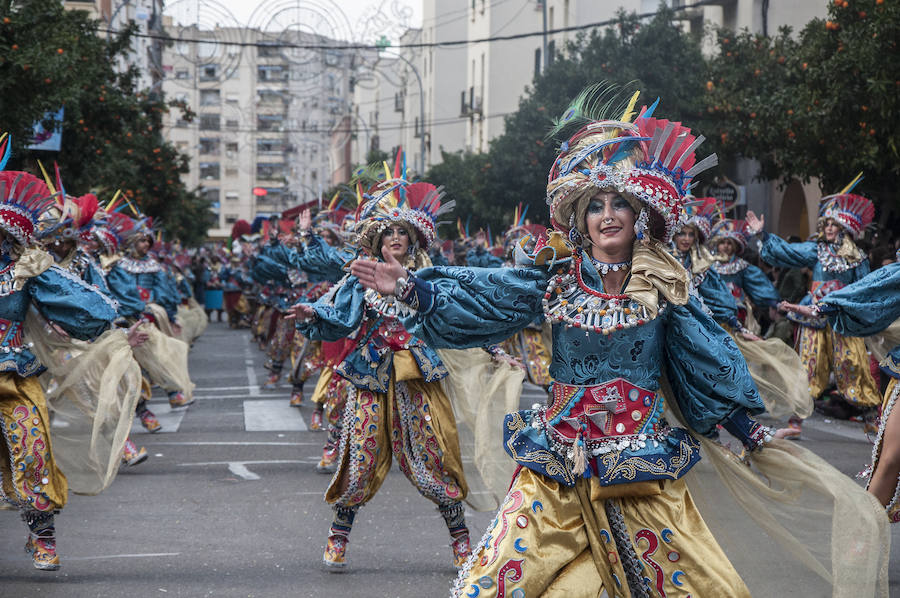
[171,323,183,337]
[298,208,312,232]
[351,250,406,296]
[127,322,149,347]
[745,211,764,235]
[740,330,761,341]
[778,301,816,318]
[285,303,316,322]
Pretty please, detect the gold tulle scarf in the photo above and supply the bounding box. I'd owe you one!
[626,238,690,318]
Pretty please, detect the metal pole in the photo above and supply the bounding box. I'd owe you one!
[541,0,548,72]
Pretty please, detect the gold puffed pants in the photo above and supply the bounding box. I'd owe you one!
[798,325,881,407]
[326,351,468,508]
[454,467,749,598]
[0,374,68,512]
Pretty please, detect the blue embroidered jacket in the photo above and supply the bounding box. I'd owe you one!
[672,249,740,328]
[0,254,119,377]
[107,255,180,319]
[394,249,764,487]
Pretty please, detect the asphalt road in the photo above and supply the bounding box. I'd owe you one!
[1,320,897,597]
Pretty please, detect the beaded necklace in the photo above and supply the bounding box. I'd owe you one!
[542,255,661,336]
[816,240,860,273]
[588,256,631,275]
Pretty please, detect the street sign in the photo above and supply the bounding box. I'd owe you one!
[704,177,745,211]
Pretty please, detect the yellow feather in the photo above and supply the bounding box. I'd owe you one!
[620,90,641,123]
[839,172,864,195]
[37,160,57,195]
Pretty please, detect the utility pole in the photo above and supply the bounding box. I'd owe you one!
[541,0,548,73]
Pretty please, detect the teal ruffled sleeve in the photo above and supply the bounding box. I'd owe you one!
[30,266,118,340]
[400,265,548,348]
[819,263,900,337]
[759,234,818,269]
[152,271,181,319]
[664,296,765,437]
[738,264,780,307]
[295,236,353,283]
[106,266,146,318]
[296,276,365,342]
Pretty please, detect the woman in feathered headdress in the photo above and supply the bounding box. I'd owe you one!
[288,163,476,572]
[349,86,889,597]
[749,176,881,435]
[0,137,120,571]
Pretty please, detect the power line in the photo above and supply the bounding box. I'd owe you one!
[102,1,718,51]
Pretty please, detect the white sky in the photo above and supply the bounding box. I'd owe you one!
[165,0,423,43]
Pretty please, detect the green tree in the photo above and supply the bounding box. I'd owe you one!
[705,0,900,203]
[0,0,211,244]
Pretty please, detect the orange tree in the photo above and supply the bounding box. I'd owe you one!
[705,0,900,205]
[0,0,211,243]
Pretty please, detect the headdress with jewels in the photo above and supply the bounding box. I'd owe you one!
[0,135,58,246]
[817,173,874,240]
[92,209,137,255]
[546,83,718,244]
[708,218,749,255]
[681,197,720,243]
[32,162,101,244]
[354,150,454,255]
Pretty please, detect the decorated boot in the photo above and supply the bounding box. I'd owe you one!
[139,409,163,433]
[323,505,356,572]
[168,390,194,409]
[289,382,303,407]
[316,441,339,474]
[122,438,149,466]
[309,407,324,431]
[439,502,470,568]
[450,533,472,569]
[24,511,60,571]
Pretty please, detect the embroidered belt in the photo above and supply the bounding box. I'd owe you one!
[0,318,25,353]
[543,379,665,449]
[811,279,844,301]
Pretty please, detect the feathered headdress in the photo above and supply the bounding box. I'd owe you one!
[354,149,454,254]
[682,196,720,243]
[0,135,59,246]
[708,219,749,255]
[817,173,874,240]
[546,84,717,243]
[92,208,137,255]
[33,162,102,243]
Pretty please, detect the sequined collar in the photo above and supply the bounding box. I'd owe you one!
[118,255,162,273]
[542,256,661,336]
[712,257,748,276]
[816,241,861,273]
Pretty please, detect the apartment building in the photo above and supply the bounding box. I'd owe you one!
[161,22,351,238]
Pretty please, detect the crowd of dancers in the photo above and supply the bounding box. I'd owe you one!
[2,83,899,597]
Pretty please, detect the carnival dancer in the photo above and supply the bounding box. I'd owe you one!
[94,211,194,430]
[289,177,473,571]
[34,186,149,470]
[349,89,889,597]
[673,203,811,429]
[0,166,119,570]
[747,178,881,435]
[781,249,900,521]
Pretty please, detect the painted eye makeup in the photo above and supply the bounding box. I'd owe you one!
[587,199,605,214]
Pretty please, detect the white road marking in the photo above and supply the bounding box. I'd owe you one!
[130,403,187,435]
[64,553,181,561]
[191,393,293,400]
[228,462,260,480]
[245,338,259,396]
[243,400,308,431]
[150,441,319,447]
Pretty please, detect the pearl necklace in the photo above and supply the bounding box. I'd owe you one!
[542,256,662,336]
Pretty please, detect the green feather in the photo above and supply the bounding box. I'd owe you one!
[546,81,639,143]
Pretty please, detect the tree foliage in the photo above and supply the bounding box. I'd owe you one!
[0,0,211,244]
[705,0,900,200]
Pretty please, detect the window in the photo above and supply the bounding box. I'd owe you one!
[256,163,286,179]
[200,89,220,106]
[225,93,239,104]
[199,138,220,154]
[224,213,239,224]
[226,119,239,129]
[257,139,285,153]
[257,114,284,131]
[175,69,190,80]
[225,142,239,152]
[258,89,287,105]
[225,167,238,177]
[257,65,287,81]
[202,187,220,202]
[258,44,281,58]
[225,191,240,201]
[199,64,218,81]
[199,162,220,179]
[548,41,555,65]
[199,114,220,130]
[534,48,541,78]
[176,141,189,151]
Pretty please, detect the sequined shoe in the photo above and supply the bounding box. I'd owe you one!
[261,374,280,390]
[289,390,303,407]
[450,534,472,569]
[316,443,338,474]
[122,439,149,466]
[309,410,324,431]
[168,391,194,409]
[323,534,348,571]
[139,410,163,433]
[25,536,60,571]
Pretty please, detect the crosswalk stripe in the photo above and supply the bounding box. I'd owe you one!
[243,400,308,431]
